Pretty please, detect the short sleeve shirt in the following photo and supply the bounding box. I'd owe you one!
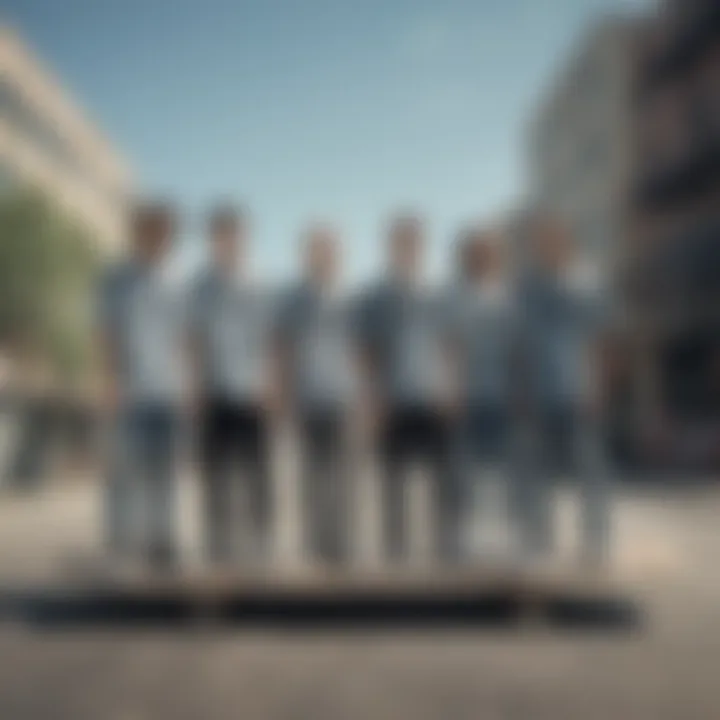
[446,281,517,406]
[518,267,608,406]
[276,282,358,411]
[189,270,276,401]
[97,261,187,404]
[357,280,451,406]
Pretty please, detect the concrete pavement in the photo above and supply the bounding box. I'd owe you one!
[1,471,719,719]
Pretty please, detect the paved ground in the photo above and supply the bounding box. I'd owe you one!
[1,474,720,719]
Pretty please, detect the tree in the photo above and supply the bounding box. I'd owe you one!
[0,188,99,388]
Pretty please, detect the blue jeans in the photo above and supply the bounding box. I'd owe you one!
[457,405,509,463]
[105,403,179,560]
[454,404,511,553]
[511,405,611,565]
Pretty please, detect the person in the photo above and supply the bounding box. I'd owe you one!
[97,201,187,570]
[189,205,277,565]
[357,214,459,564]
[275,225,358,565]
[447,228,516,559]
[513,210,612,567]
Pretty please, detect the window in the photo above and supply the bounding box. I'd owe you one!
[0,79,71,172]
[582,133,607,174]
[0,78,120,203]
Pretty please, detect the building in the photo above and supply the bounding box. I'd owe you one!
[0,24,132,254]
[528,3,720,466]
[628,0,720,461]
[525,14,659,466]
[527,16,642,283]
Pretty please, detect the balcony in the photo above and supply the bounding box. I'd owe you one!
[625,217,720,335]
[660,319,720,423]
[639,0,720,93]
[634,123,720,209]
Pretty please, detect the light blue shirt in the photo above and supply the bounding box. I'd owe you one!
[358,279,451,406]
[98,260,186,404]
[190,269,275,401]
[277,282,357,411]
[518,268,607,406]
[447,280,517,407]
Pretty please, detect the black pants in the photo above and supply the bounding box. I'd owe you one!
[380,405,457,562]
[200,399,270,563]
[297,408,349,563]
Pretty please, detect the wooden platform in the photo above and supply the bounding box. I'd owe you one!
[29,561,640,628]
[81,564,617,600]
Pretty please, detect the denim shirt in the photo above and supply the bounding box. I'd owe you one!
[517,266,607,408]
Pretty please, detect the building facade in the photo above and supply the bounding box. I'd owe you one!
[527,17,641,282]
[628,0,720,459]
[528,3,720,466]
[0,25,132,254]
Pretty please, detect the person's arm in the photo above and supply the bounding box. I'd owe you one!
[439,293,464,420]
[97,327,120,420]
[270,291,294,422]
[587,330,610,422]
[267,330,288,424]
[95,270,121,420]
[184,281,204,422]
[583,288,613,423]
[357,339,384,440]
[354,291,387,438]
[507,283,532,422]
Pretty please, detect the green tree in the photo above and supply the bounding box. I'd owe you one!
[0,189,99,386]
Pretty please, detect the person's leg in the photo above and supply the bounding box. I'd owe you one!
[104,407,140,559]
[576,412,612,567]
[470,405,510,559]
[200,401,235,563]
[320,412,349,563]
[450,407,476,561]
[510,409,554,562]
[380,409,409,564]
[427,410,461,564]
[493,407,514,554]
[120,405,158,561]
[298,414,322,561]
[145,405,180,568]
[242,406,272,565]
[298,410,345,564]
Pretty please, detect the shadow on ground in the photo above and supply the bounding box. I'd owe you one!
[0,587,643,633]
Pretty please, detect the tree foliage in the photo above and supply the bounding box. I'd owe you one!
[0,189,99,384]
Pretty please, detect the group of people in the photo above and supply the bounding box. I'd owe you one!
[99,202,612,571]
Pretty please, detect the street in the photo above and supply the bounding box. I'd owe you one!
[1,472,719,719]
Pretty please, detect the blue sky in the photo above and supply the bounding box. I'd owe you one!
[4,0,647,282]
